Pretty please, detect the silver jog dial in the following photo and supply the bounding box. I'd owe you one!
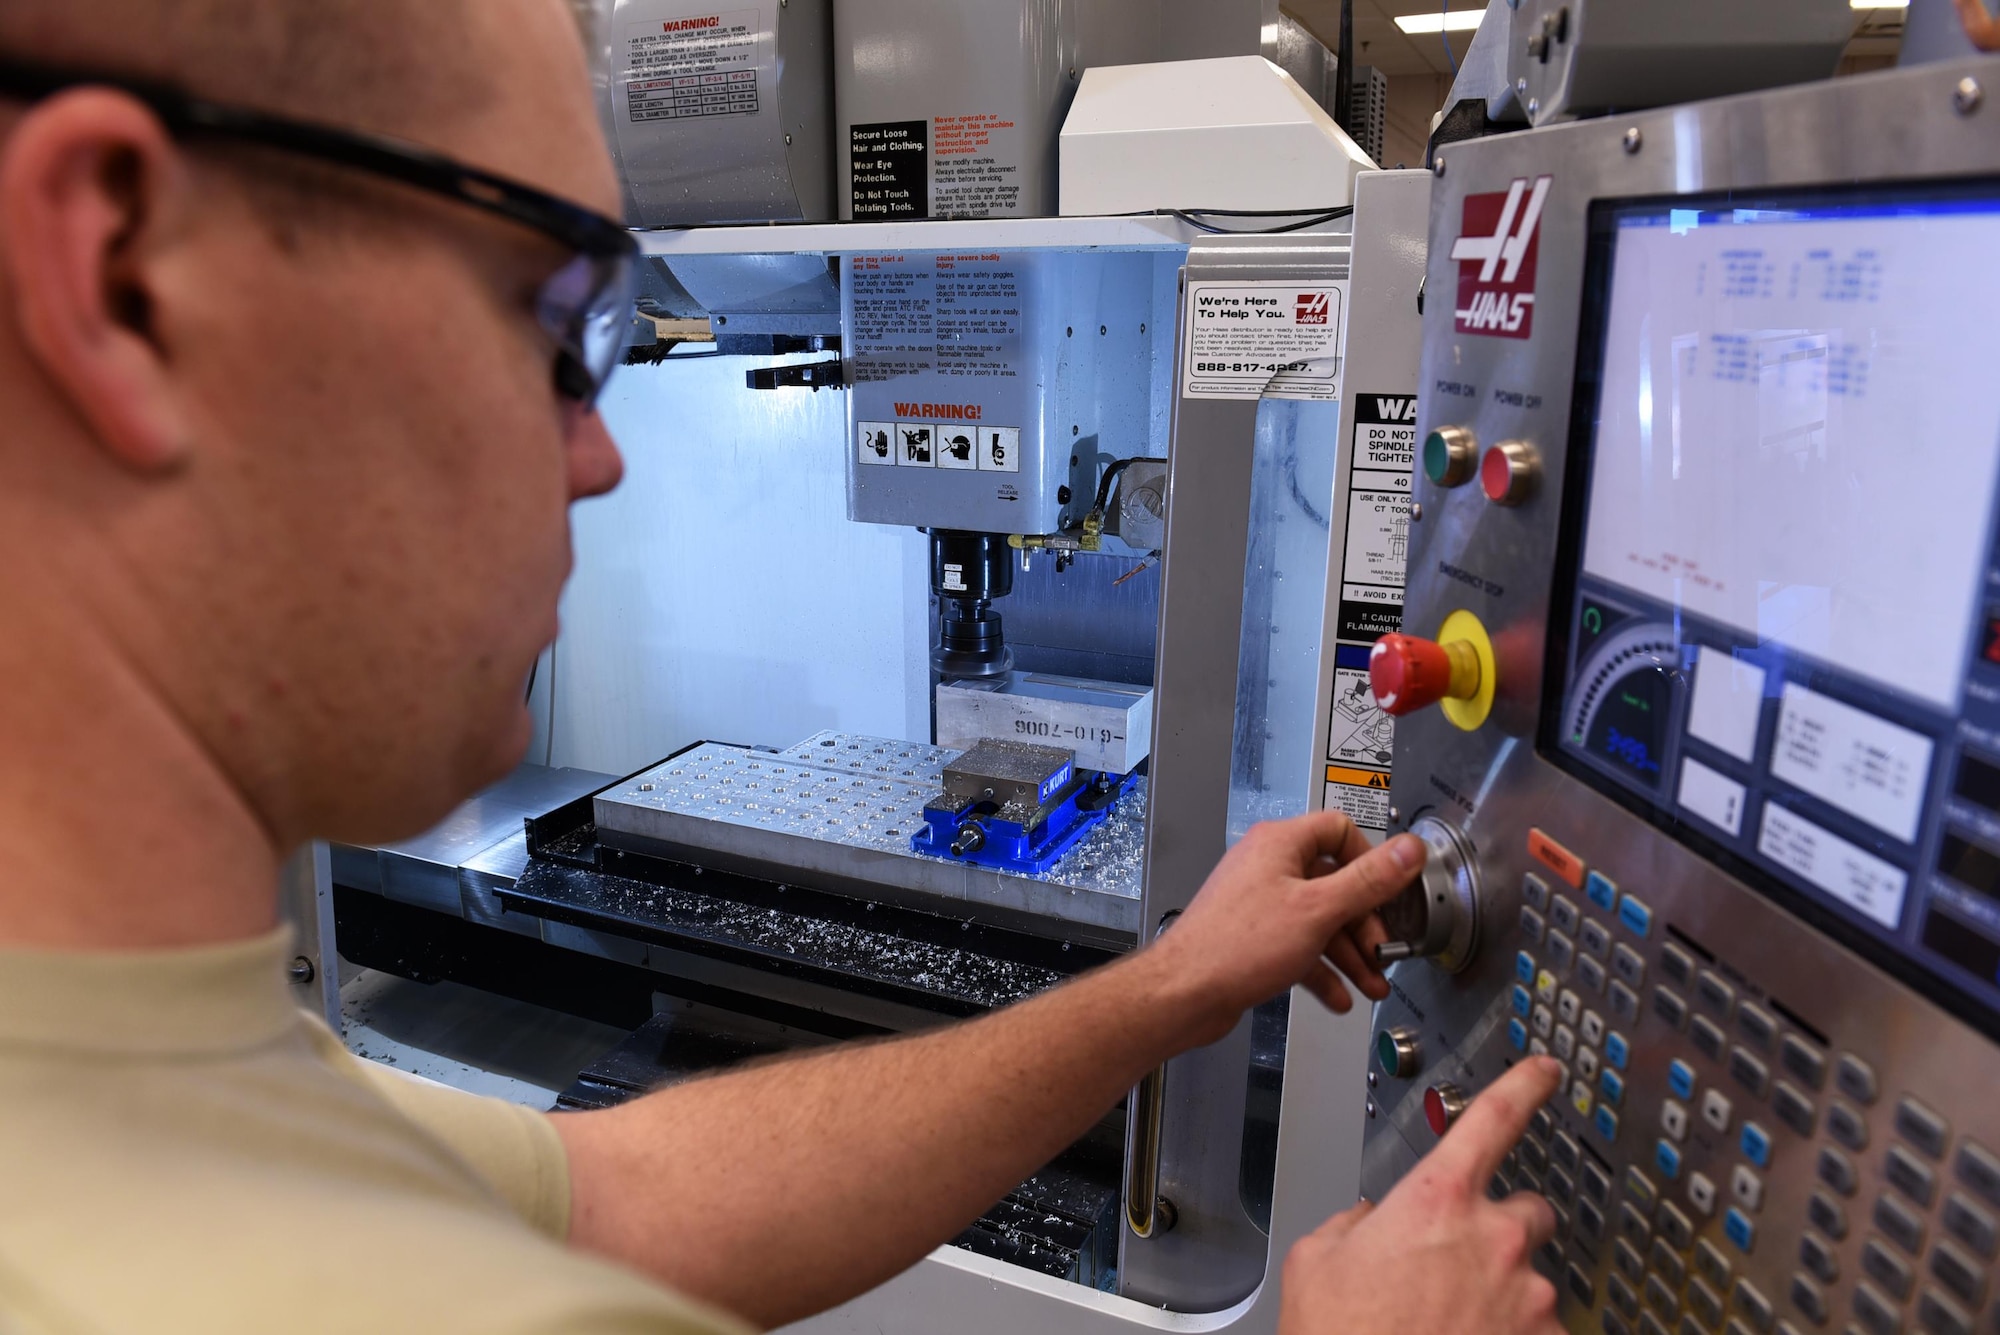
[1374,815,1482,974]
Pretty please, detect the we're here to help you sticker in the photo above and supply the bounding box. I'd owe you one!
[1182,281,1348,402]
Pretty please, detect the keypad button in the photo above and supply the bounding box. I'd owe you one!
[1703,1089,1735,1134]
[1573,1080,1597,1118]
[1729,1047,1772,1099]
[1941,1192,1998,1259]
[1567,1262,1597,1306]
[1556,1025,1578,1061]
[1725,1207,1757,1254]
[1533,1005,1555,1039]
[1517,1164,1545,1196]
[1558,988,1583,1025]
[1875,1191,1927,1255]
[1657,1140,1684,1181]
[1664,1099,1690,1142]
[1513,984,1535,1018]
[1732,1278,1775,1333]
[1587,870,1619,912]
[1692,1015,1728,1061]
[1509,1018,1530,1052]
[1612,982,1642,1024]
[1583,1160,1613,1206]
[1616,1237,1647,1281]
[1836,1054,1879,1105]
[1669,1059,1697,1100]
[1549,931,1577,971]
[1603,1310,1634,1335]
[1645,1274,1679,1320]
[1640,1314,1671,1335]
[1583,1009,1608,1047]
[1655,986,1690,1030]
[1829,1099,1870,1152]
[1952,1140,2000,1208]
[1537,1236,1564,1272]
[1603,1068,1626,1107]
[1696,1237,1733,1289]
[1549,1166,1577,1204]
[1799,1230,1841,1284]
[1689,1172,1718,1216]
[1583,919,1614,960]
[1741,1122,1774,1170]
[1517,950,1538,986]
[1554,1132,1581,1173]
[1773,1081,1818,1139]
[1818,1146,1859,1197]
[1596,1104,1622,1144]
[1850,1281,1900,1335]
[1807,1190,1849,1241]
[1886,1145,1940,1208]
[1861,1237,1915,1300]
[1532,1108,1553,1141]
[1661,942,1695,986]
[1780,1034,1827,1091]
[1895,1099,1950,1161]
[1552,895,1581,935]
[1733,1165,1766,1213]
[1620,896,1654,937]
[1628,1166,1661,1213]
[1737,1003,1777,1051]
[1581,955,1610,995]
[1622,1208,1654,1254]
[1610,1272,1642,1319]
[1687,1277,1725,1330]
[1522,1139,1551,1176]
[1697,970,1737,1016]
[1607,1031,1632,1071]
[1537,968,1561,1004]
[1580,1046,1603,1082]
[1922,1281,1979,1335]
[1615,943,1648,987]
[1523,872,1551,912]
[1519,906,1547,945]
[1580,1198,1609,1243]
[1787,1272,1828,1328]
[1928,1240,1985,1307]
[1653,1238,1689,1285]
[1915,1287,1973,1335]
[1659,1201,1695,1251]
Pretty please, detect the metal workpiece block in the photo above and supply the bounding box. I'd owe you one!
[939,739,1079,821]
[935,673,1155,775]
[592,739,1146,944]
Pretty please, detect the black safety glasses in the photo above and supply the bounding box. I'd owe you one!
[0,57,641,408]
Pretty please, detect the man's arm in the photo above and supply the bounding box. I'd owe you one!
[556,810,1421,1330]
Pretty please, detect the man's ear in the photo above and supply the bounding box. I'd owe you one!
[0,88,194,473]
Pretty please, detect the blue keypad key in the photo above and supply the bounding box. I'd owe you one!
[1724,1207,1756,1254]
[1517,951,1537,985]
[1586,871,1619,913]
[1600,1069,1626,1107]
[1606,1031,1631,1071]
[1668,1059,1696,1100]
[1655,1140,1684,1180]
[1513,985,1533,1018]
[1740,1121,1772,1170]
[1618,896,1654,938]
[1509,1018,1529,1052]
[1595,1105,1621,1144]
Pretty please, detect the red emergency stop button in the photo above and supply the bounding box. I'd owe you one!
[1370,633,1484,717]
[1424,1083,1468,1137]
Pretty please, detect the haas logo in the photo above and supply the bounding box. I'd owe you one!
[1452,175,1552,339]
[1296,291,1331,325]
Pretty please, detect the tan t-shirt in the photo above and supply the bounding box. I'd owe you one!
[0,928,754,1334]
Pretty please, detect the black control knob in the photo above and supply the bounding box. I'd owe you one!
[1373,815,1482,974]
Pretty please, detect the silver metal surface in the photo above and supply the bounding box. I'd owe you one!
[935,673,1154,775]
[1364,58,2000,1335]
[1107,460,1170,552]
[1507,0,1853,127]
[592,737,1146,944]
[1376,815,1482,974]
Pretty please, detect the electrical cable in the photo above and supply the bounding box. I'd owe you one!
[1442,0,1461,74]
[1170,206,1355,235]
[634,206,1357,238]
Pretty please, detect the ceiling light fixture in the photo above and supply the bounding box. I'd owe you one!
[1393,10,1485,33]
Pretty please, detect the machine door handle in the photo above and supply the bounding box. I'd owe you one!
[1124,914,1180,1239]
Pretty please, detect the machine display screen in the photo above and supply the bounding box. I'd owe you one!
[1554,180,2000,1029]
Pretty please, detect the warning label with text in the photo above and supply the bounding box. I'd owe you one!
[621,9,761,124]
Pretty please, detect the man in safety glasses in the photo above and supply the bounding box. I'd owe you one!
[0,3,1565,1333]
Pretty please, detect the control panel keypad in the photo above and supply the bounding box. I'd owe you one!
[1480,832,2000,1335]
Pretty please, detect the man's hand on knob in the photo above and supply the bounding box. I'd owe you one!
[1147,810,1424,1049]
[1279,1057,1567,1335]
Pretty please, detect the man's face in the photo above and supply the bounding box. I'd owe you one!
[139,0,625,843]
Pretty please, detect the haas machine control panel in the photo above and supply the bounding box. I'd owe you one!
[1361,58,2000,1335]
